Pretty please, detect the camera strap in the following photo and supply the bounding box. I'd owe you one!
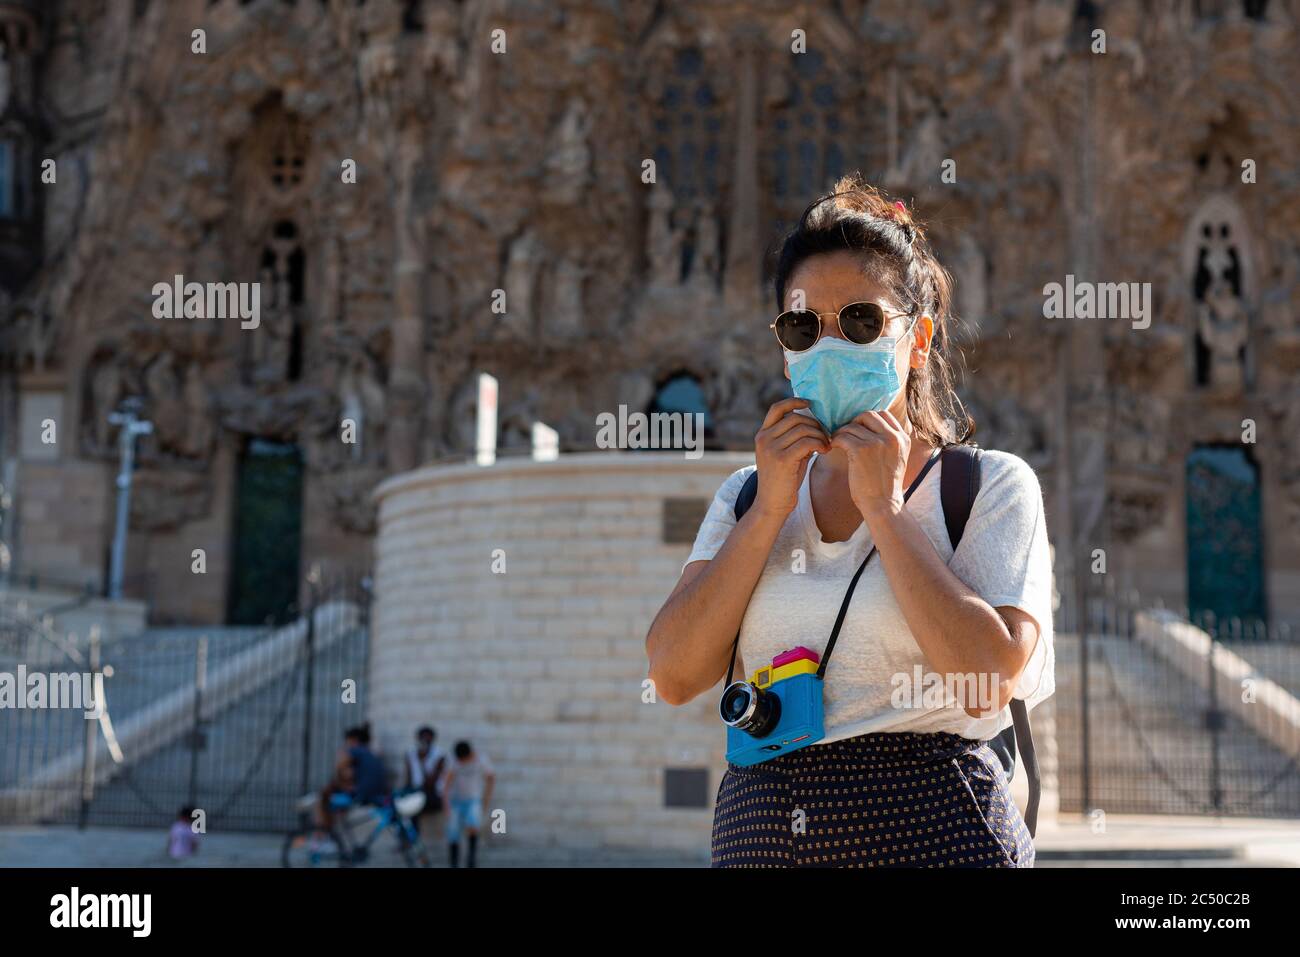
[725,448,942,685]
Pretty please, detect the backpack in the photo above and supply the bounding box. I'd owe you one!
[731,443,1041,836]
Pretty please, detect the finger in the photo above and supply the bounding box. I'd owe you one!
[879,409,905,433]
[782,435,829,461]
[852,411,895,436]
[775,423,831,451]
[829,429,874,452]
[761,396,811,429]
[766,410,828,442]
[832,423,875,444]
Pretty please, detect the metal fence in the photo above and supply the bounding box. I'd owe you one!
[0,576,371,833]
[1056,579,1300,818]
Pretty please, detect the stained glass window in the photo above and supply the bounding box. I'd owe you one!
[649,48,725,202]
[763,50,854,231]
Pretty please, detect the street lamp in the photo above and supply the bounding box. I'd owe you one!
[106,398,152,601]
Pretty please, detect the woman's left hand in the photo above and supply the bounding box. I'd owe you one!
[829,410,911,518]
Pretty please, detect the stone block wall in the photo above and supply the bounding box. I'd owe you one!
[13,458,113,592]
[370,452,751,858]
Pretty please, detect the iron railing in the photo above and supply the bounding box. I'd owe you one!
[0,573,371,832]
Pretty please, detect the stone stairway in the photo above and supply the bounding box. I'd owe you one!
[1054,632,1300,817]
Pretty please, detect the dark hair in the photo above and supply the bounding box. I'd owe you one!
[345,724,371,746]
[767,173,973,447]
[417,726,435,740]
[453,740,472,760]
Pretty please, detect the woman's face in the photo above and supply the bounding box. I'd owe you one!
[781,250,933,424]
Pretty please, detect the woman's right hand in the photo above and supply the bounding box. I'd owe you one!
[752,397,830,520]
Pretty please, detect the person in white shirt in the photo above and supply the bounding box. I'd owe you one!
[646,175,1053,868]
[403,726,446,836]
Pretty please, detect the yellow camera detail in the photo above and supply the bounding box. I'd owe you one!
[749,657,818,689]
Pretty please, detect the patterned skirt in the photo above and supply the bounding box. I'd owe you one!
[711,731,1035,868]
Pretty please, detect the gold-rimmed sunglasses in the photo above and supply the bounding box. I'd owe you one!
[771,301,914,353]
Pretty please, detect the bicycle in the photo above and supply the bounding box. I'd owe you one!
[282,789,432,867]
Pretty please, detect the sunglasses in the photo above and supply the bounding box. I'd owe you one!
[771,302,913,353]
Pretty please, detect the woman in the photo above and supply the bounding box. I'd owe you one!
[645,174,1053,868]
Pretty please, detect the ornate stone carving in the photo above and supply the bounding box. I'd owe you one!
[544,98,592,206]
[1197,277,1249,391]
[646,185,684,286]
[691,200,720,292]
[11,306,55,373]
[251,228,301,384]
[504,229,542,335]
[129,469,213,532]
[336,350,386,465]
[1106,481,1169,543]
[545,256,587,339]
[1262,242,1299,343]
[318,467,386,535]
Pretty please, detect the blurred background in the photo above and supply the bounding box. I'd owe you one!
[1,0,1299,866]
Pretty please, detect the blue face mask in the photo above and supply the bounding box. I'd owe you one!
[785,333,906,434]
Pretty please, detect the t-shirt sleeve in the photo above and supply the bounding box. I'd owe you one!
[683,466,757,570]
[946,451,1055,710]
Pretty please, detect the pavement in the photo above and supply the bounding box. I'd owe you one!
[3,814,1299,867]
[0,825,704,868]
[1032,813,1300,867]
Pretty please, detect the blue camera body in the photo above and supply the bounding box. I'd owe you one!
[725,672,825,767]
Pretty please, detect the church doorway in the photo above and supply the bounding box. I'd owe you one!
[1185,444,1267,633]
[227,438,304,626]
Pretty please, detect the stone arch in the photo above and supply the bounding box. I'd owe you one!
[647,367,713,439]
[1182,194,1256,304]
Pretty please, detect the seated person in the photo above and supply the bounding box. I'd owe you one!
[316,724,387,837]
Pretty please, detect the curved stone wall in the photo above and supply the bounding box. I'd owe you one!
[370,451,751,859]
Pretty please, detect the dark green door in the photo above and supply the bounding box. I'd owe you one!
[1185,445,1266,632]
[228,439,303,625]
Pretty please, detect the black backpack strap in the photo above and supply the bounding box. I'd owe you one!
[725,450,942,685]
[939,443,981,550]
[734,471,759,522]
[941,444,1040,837]
[1010,698,1039,837]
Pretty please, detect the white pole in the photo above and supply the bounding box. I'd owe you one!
[475,373,498,466]
[531,422,559,462]
[107,403,152,600]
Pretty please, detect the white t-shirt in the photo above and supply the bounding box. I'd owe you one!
[407,745,446,792]
[444,753,494,802]
[685,449,1055,743]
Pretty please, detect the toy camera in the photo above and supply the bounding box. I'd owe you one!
[719,646,825,766]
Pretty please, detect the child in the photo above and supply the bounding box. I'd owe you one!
[443,741,494,868]
[167,806,200,860]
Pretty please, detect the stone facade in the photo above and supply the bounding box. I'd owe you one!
[0,0,1294,630]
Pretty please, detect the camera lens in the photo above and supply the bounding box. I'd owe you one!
[719,681,782,738]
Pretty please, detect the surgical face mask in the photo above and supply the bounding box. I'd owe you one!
[784,333,907,434]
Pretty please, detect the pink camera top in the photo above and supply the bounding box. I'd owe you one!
[773,646,820,668]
